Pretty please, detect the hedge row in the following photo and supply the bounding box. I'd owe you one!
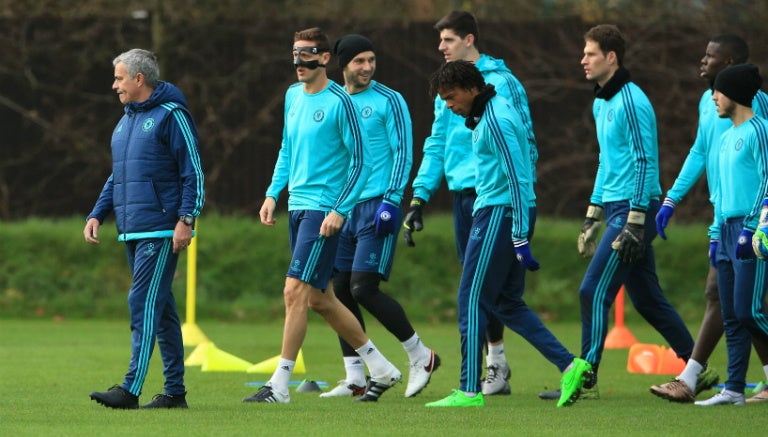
[0,214,710,324]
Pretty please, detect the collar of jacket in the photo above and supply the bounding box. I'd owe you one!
[465,84,497,130]
[594,67,631,100]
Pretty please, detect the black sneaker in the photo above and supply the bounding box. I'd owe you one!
[355,366,402,402]
[141,393,188,409]
[242,383,289,403]
[90,385,139,409]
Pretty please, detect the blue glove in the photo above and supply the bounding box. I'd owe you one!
[655,197,676,240]
[374,200,400,236]
[514,240,540,271]
[709,239,719,267]
[736,229,755,260]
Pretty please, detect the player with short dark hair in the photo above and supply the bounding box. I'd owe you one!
[650,34,768,403]
[244,27,401,404]
[696,63,768,406]
[424,60,591,408]
[319,33,440,400]
[405,9,539,396]
[568,24,695,397]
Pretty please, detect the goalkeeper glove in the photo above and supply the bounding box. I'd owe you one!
[709,239,719,267]
[736,229,755,260]
[577,204,603,258]
[513,240,540,271]
[374,200,400,236]
[611,210,645,263]
[753,200,768,259]
[403,198,425,247]
[655,197,676,240]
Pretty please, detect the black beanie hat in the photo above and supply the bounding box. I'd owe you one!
[334,34,374,69]
[714,64,763,107]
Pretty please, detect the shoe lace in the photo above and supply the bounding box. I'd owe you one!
[485,365,499,382]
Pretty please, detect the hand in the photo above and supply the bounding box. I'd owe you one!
[83,217,100,244]
[514,240,540,271]
[655,197,676,240]
[753,230,768,260]
[753,201,768,259]
[374,200,400,236]
[403,198,425,247]
[611,210,645,263]
[173,220,193,253]
[260,197,277,226]
[577,204,603,258]
[736,229,755,260]
[709,239,719,267]
[320,211,345,237]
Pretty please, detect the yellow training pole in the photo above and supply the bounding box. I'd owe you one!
[181,220,255,370]
[181,222,210,347]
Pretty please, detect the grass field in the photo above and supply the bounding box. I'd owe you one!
[1,317,765,436]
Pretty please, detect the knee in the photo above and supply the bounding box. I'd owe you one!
[283,280,306,309]
[306,294,326,314]
[332,271,352,296]
[349,272,381,304]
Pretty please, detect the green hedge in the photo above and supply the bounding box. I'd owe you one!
[0,214,711,323]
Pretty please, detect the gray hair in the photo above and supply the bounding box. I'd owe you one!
[112,48,160,88]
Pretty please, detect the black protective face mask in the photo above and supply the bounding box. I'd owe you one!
[293,46,326,70]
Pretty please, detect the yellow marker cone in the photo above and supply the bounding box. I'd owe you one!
[185,341,213,366]
[201,344,253,372]
[247,349,306,374]
[181,322,210,347]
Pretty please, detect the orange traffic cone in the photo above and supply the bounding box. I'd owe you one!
[605,286,638,349]
[627,343,685,374]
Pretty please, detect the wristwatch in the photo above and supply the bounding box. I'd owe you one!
[179,215,195,226]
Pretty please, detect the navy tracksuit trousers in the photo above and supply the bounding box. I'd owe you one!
[121,238,185,396]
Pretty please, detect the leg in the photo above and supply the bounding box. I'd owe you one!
[426,207,492,408]
[308,284,369,349]
[624,245,694,360]
[350,272,415,341]
[690,266,724,363]
[156,286,185,396]
[699,221,750,403]
[579,206,630,371]
[649,265,721,403]
[331,271,364,356]
[124,239,178,396]
[309,286,402,401]
[624,199,694,360]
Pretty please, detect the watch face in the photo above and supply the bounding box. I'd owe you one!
[180,215,194,225]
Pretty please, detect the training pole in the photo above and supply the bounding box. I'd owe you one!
[604,285,637,349]
[181,223,210,346]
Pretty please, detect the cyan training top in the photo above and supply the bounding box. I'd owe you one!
[472,94,533,241]
[714,116,768,232]
[412,54,537,203]
[266,81,372,217]
[665,89,768,239]
[589,68,661,211]
[348,80,412,205]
